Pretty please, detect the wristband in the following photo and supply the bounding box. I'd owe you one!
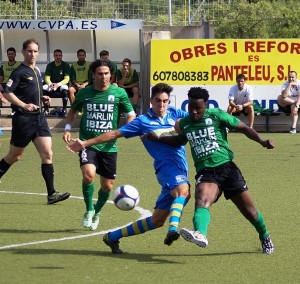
[64,124,71,131]
[57,82,62,87]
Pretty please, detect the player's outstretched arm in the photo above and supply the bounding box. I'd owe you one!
[235,121,274,149]
[67,130,123,153]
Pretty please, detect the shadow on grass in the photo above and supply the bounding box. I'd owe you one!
[3,248,260,264]
[0,228,81,234]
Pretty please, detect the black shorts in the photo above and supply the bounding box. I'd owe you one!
[195,161,248,200]
[78,147,117,179]
[11,112,51,148]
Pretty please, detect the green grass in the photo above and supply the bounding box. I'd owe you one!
[0,131,299,284]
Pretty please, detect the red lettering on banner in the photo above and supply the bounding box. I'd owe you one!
[169,42,227,63]
[211,65,271,81]
[244,40,300,54]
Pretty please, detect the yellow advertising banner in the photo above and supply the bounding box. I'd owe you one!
[151,39,300,85]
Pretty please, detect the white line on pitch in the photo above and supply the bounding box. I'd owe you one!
[0,191,152,251]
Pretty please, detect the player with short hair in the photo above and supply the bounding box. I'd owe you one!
[0,47,21,115]
[227,74,255,128]
[43,49,71,116]
[68,49,91,104]
[67,83,190,254]
[0,38,70,204]
[63,59,136,232]
[146,87,275,254]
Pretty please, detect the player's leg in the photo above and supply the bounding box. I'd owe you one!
[245,105,254,128]
[60,86,69,115]
[180,169,220,248]
[0,115,31,180]
[230,191,274,254]
[34,134,70,204]
[80,161,97,228]
[68,86,77,104]
[164,182,190,246]
[90,152,117,230]
[103,208,168,254]
[0,145,25,179]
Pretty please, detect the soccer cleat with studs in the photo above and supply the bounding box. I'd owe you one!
[82,210,95,228]
[89,212,100,231]
[47,190,70,204]
[103,233,124,254]
[261,236,274,254]
[180,228,208,248]
[164,231,180,246]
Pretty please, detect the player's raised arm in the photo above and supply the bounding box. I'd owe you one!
[67,129,123,153]
[235,121,274,149]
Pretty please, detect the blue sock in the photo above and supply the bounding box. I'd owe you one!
[109,216,155,241]
[168,196,187,232]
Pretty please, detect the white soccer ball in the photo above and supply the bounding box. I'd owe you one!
[113,185,140,211]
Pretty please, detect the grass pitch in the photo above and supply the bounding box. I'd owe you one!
[0,131,299,284]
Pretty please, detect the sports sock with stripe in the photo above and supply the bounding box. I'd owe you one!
[109,216,155,241]
[168,196,187,232]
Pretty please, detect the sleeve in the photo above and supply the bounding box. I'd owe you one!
[119,118,142,138]
[4,68,21,93]
[218,109,240,129]
[70,90,84,111]
[228,85,234,100]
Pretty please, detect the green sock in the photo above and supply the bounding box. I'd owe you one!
[251,211,269,240]
[82,181,95,211]
[193,207,211,236]
[94,188,110,213]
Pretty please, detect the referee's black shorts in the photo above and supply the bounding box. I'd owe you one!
[195,161,248,200]
[11,112,51,148]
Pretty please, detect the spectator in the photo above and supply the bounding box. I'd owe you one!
[43,49,70,116]
[99,50,117,84]
[0,38,70,204]
[0,47,21,115]
[68,49,91,104]
[277,70,300,134]
[227,74,254,128]
[116,58,140,113]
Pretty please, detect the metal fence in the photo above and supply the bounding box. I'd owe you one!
[0,0,225,26]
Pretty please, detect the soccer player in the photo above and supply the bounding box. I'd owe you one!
[68,49,91,104]
[67,83,190,254]
[43,49,70,116]
[145,87,275,254]
[0,38,70,204]
[63,59,136,232]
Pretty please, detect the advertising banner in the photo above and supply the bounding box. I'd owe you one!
[151,39,300,111]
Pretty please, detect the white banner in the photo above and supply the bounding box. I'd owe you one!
[0,19,142,30]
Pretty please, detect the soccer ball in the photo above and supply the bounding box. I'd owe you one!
[113,185,140,211]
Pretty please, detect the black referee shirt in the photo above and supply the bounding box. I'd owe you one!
[5,63,44,114]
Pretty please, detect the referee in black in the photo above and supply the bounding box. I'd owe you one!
[0,38,70,204]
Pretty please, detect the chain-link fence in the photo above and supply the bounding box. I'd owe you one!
[0,0,225,26]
